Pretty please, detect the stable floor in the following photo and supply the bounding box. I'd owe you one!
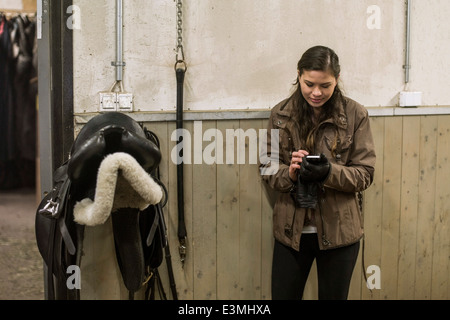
[0,188,44,300]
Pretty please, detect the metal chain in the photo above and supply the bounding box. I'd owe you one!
[175,0,185,62]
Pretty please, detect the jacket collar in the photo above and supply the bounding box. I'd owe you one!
[276,96,348,130]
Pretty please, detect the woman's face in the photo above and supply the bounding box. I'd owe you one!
[298,70,338,109]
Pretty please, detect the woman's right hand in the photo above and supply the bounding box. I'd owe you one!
[289,150,309,181]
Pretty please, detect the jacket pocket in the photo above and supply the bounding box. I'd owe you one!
[334,191,361,244]
[324,133,353,163]
[273,194,296,240]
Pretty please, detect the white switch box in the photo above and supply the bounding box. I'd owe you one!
[399,91,422,107]
[118,93,133,112]
[99,92,117,111]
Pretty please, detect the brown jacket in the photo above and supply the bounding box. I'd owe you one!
[260,95,376,250]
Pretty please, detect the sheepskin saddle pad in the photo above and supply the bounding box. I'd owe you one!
[35,112,167,299]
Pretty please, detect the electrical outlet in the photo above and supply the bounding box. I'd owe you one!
[118,93,133,112]
[99,92,117,111]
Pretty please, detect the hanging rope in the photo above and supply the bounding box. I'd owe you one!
[175,0,187,268]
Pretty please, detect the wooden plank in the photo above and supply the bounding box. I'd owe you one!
[238,119,262,299]
[81,221,126,299]
[259,119,275,300]
[397,116,420,299]
[192,120,217,299]
[432,116,450,299]
[144,120,177,300]
[380,116,403,299]
[359,116,385,300]
[303,261,318,300]
[216,120,241,299]
[414,116,438,299]
[165,120,194,299]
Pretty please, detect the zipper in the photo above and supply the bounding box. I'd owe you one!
[317,186,331,247]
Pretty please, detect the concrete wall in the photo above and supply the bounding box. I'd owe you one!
[72,0,450,114]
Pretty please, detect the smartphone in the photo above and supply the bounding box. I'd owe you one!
[305,155,321,163]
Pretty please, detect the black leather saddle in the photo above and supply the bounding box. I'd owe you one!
[35,112,168,300]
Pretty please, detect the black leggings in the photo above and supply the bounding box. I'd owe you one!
[271,234,360,300]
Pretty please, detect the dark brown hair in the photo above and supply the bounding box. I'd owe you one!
[291,46,344,154]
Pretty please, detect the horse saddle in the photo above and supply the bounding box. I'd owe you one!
[35,112,168,300]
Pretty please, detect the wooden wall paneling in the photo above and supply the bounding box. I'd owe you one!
[359,116,385,300]
[75,114,450,300]
[144,121,173,299]
[380,116,403,299]
[81,219,127,299]
[259,119,275,300]
[397,116,421,299]
[432,116,450,300]
[166,120,194,299]
[302,261,318,300]
[216,120,241,299]
[415,116,438,299]
[238,119,263,299]
[192,120,217,299]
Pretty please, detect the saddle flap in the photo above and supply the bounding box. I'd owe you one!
[111,208,146,293]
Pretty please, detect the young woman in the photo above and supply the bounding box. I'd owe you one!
[260,46,376,300]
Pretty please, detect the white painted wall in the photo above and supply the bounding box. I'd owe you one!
[0,0,23,10]
[72,0,450,113]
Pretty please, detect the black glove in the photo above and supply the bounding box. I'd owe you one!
[299,153,331,183]
[292,179,319,209]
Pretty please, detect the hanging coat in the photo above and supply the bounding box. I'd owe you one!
[0,14,19,189]
[12,14,37,162]
[0,14,16,162]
